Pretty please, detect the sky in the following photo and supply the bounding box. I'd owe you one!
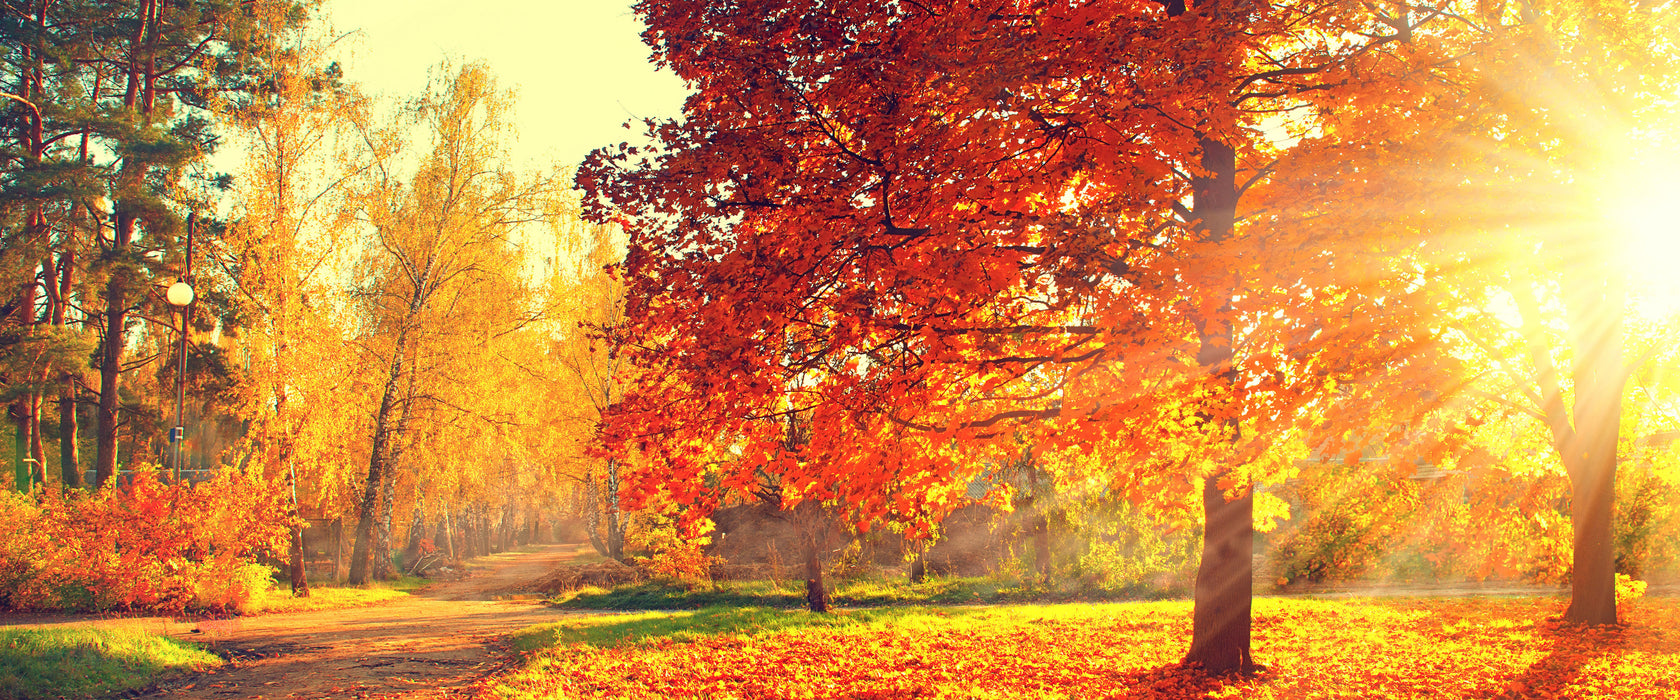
[324,1,691,170]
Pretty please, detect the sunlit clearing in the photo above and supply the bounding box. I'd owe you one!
[1609,157,1680,319]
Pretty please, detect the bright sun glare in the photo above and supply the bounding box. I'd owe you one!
[1609,156,1680,320]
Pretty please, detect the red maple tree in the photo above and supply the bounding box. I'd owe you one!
[582,0,1472,672]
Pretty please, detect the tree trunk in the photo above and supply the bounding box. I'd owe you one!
[802,525,829,613]
[26,395,44,487]
[11,408,28,492]
[402,499,426,566]
[909,539,926,584]
[55,249,79,488]
[95,0,155,485]
[58,386,79,488]
[1185,472,1255,673]
[605,459,624,561]
[372,459,397,580]
[1032,512,1052,580]
[1563,259,1623,625]
[347,340,406,583]
[289,520,310,596]
[1180,133,1255,674]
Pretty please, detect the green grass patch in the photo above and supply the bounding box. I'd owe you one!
[254,585,411,614]
[547,574,1175,610]
[251,573,424,614]
[0,627,222,699]
[509,603,1006,652]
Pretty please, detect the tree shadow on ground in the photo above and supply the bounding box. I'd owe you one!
[1106,663,1248,699]
[1495,617,1623,699]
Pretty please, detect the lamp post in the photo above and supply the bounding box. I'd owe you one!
[167,213,195,482]
[166,279,192,481]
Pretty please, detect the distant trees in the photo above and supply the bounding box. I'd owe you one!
[342,63,560,583]
[0,0,313,488]
[3,1,601,586]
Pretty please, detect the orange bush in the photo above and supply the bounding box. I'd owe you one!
[0,466,291,614]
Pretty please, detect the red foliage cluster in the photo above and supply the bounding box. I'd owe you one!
[0,467,292,614]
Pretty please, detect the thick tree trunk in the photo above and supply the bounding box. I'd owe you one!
[95,0,154,485]
[802,526,829,613]
[1181,134,1255,674]
[289,520,310,596]
[58,386,79,488]
[94,212,136,487]
[1563,265,1623,625]
[1185,473,1255,673]
[909,540,926,584]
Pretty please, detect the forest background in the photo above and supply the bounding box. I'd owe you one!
[0,0,1678,675]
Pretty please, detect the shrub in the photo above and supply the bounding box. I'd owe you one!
[0,465,291,614]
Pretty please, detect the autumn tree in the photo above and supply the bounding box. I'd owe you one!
[343,62,554,583]
[1406,0,1680,625]
[583,0,1475,671]
[545,211,633,561]
[0,0,308,487]
[222,0,357,594]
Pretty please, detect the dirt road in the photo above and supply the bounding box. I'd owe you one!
[132,543,591,699]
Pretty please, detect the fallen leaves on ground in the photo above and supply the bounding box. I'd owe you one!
[484,597,1680,699]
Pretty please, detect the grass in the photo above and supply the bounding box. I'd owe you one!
[250,574,425,614]
[509,604,995,653]
[491,597,1680,699]
[546,573,1174,610]
[0,627,222,699]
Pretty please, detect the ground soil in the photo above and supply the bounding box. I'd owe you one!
[2,542,599,700]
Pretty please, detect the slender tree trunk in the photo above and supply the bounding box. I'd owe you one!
[11,408,27,492]
[605,459,624,561]
[55,249,80,488]
[27,395,44,486]
[434,508,454,560]
[584,475,609,557]
[909,539,926,584]
[373,461,397,579]
[478,508,491,556]
[285,443,309,595]
[347,330,408,584]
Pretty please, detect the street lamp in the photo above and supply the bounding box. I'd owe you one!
[167,279,192,482]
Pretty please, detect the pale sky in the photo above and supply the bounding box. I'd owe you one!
[326,1,691,170]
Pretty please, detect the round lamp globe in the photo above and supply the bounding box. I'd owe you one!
[167,281,194,307]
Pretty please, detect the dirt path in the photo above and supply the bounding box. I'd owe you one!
[6,543,594,699]
[163,543,596,699]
